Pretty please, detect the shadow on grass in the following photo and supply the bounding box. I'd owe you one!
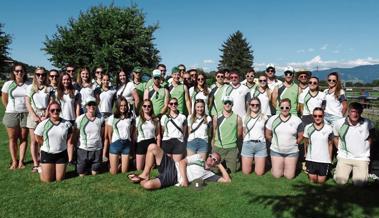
[245,182,379,218]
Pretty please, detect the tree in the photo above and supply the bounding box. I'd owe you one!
[0,23,12,75]
[218,30,254,75]
[43,5,160,74]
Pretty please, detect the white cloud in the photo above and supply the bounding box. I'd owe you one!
[255,56,379,71]
[307,48,315,52]
[332,50,340,54]
[320,44,328,50]
[296,49,305,53]
[203,59,214,64]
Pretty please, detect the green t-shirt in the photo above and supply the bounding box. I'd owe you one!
[209,84,232,116]
[169,83,187,115]
[277,82,299,115]
[147,86,167,116]
[214,112,238,149]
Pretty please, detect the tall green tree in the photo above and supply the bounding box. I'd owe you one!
[0,23,12,75]
[43,5,160,74]
[218,30,254,75]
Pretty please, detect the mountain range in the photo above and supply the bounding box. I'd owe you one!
[312,64,379,83]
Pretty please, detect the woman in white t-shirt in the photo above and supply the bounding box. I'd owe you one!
[95,74,116,119]
[189,72,211,115]
[56,73,80,164]
[187,99,211,160]
[250,75,275,116]
[304,107,333,184]
[135,99,161,170]
[241,97,268,175]
[25,67,53,172]
[35,101,73,182]
[106,96,135,175]
[323,72,347,126]
[77,67,95,113]
[116,69,139,116]
[161,98,187,162]
[265,98,304,179]
[1,64,29,170]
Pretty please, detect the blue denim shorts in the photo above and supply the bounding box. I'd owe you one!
[109,139,131,155]
[270,149,299,158]
[324,113,342,126]
[187,138,208,154]
[241,141,267,158]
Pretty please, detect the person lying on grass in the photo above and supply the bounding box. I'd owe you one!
[128,144,231,190]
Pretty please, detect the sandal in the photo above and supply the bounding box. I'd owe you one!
[128,173,146,184]
[31,165,39,173]
[9,161,18,170]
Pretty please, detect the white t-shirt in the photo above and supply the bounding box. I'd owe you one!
[34,119,72,153]
[107,115,133,142]
[229,84,250,118]
[75,114,104,151]
[59,90,79,121]
[333,117,373,161]
[266,114,303,154]
[251,88,271,116]
[161,114,187,142]
[117,82,135,103]
[323,89,346,117]
[304,123,333,163]
[267,79,283,91]
[98,89,116,113]
[189,87,211,115]
[26,85,51,110]
[1,80,29,113]
[79,86,95,107]
[135,117,157,142]
[187,115,211,141]
[299,91,326,116]
[243,114,268,142]
[176,154,216,184]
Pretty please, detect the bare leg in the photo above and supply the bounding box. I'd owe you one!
[308,174,318,183]
[139,144,163,179]
[172,154,183,162]
[67,143,74,163]
[140,178,162,190]
[121,155,129,173]
[283,156,298,179]
[40,163,55,182]
[186,149,195,157]
[241,157,253,175]
[18,127,29,168]
[29,128,39,168]
[7,127,19,169]
[55,164,67,181]
[317,176,327,184]
[136,154,145,171]
[254,157,266,176]
[271,156,284,178]
[109,154,119,175]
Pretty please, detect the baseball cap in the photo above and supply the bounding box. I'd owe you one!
[171,66,179,74]
[222,96,234,104]
[283,66,295,74]
[152,69,161,78]
[266,64,275,70]
[133,66,142,73]
[83,96,97,106]
[190,178,206,191]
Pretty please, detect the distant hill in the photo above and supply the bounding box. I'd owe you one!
[313,64,379,83]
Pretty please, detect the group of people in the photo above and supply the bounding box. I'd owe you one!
[1,62,374,189]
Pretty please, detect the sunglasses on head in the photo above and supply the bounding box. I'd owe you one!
[280,106,290,110]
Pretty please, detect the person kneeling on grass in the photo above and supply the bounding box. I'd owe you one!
[128,144,231,190]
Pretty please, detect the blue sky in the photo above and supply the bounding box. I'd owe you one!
[1,0,379,72]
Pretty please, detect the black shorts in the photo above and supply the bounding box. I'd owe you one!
[77,148,102,174]
[136,138,156,155]
[40,150,68,164]
[157,154,178,188]
[306,161,330,176]
[162,138,185,155]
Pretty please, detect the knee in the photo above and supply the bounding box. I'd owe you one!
[334,176,348,185]
[109,169,118,175]
[271,171,283,178]
[147,144,158,153]
[141,181,154,190]
[255,170,265,176]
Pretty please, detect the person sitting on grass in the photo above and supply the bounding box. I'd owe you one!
[128,144,231,190]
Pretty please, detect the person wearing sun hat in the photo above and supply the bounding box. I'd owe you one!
[211,95,243,173]
[276,66,299,116]
[143,69,169,117]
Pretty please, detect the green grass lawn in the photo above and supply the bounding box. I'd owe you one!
[0,105,378,218]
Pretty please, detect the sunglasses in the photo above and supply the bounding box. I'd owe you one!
[284,72,294,76]
[179,69,185,72]
[259,79,267,83]
[298,75,308,79]
[190,74,197,77]
[266,69,275,73]
[36,73,45,77]
[230,76,238,79]
[66,70,74,73]
[169,102,178,106]
[224,101,233,105]
[50,75,58,78]
[143,105,152,108]
[216,75,224,79]
[87,102,97,107]
[14,70,24,73]
[153,77,161,80]
[328,79,337,83]
[250,104,260,107]
[50,108,61,113]
[95,71,102,74]
[308,81,318,85]
[197,78,205,81]
[246,75,254,78]
[280,106,290,110]
[313,115,323,118]
[208,154,219,163]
